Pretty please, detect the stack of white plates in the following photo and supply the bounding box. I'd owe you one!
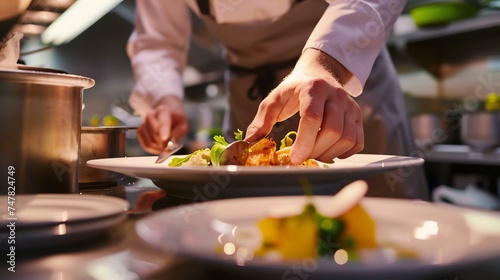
[0,194,129,250]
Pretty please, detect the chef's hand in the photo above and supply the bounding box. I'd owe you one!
[245,48,364,164]
[137,95,188,154]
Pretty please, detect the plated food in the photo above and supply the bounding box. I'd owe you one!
[217,181,416,262]
[136,184,500,279]
[254,180,375,260]
[169,130,320,167]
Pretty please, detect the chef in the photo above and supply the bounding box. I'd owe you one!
[127,0,429,200]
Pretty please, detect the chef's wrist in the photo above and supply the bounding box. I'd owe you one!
[301,48,352,86]
[154,94,184,112]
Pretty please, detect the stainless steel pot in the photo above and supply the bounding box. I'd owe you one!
[0,67,94,194]
[461,111,500,152]
[79,126,132,185]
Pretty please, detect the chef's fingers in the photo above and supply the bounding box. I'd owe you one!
[245,86,294,142]
[137,121,163,155]
[155,105,173,144]
[308,110,343,161]
[289,81,330,165]
[316,113,357,162]
[170,114,189,144]
[137,107,173,154]
[313,95,363,162]
[338,118,364,159]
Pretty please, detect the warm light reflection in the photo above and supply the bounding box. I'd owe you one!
[60,210,69,222]
[56,224,67,235]
[414,220,439,240]
[334,249,348,265]
[236,247,253,266]
[223,242,236,255]
[227,165,238,172]
[211,219,234,235]
[217,233,224,244]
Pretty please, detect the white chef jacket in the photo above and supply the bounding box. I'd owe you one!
[127,0,407,116]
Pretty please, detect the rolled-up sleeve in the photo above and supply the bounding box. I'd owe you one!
[127,0,191,116]
[304,0,406,96]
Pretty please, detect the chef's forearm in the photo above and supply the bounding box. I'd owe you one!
[128,0,191,114]
[303,0,407,96]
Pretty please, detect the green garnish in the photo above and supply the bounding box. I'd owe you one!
[168,155,192,167]
[234,129,244,141]
[168,149,210,167]
[210,135,230,166]
[280,131,297,150]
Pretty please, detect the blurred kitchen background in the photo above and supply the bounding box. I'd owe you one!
[8,0,500,198]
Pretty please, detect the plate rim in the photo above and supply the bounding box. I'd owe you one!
[87,154,425,175]
[0,193,129,227]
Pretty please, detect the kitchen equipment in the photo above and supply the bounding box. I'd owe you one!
[0,66,94,194]
[155,140,183,164]
[79,126,134,185]
[410,112,461,149]
[460,111,500,151]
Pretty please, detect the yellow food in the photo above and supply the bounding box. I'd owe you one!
[255,202,376,260]
[245,138,319,167]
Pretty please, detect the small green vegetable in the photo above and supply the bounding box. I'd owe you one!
[280,131,297,150]
[168,155,192,167]
[210,135,230,166]
[234,129,244,141]
[168,149,210,167]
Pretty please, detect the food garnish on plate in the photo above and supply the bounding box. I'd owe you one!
[168,130,321,167]
[255,180,375,260]
[216,181,418,263]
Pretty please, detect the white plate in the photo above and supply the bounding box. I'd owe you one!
[0,194,129,227]
[87,154,424,200]
[10,214,128,251]
[136,196,500,280]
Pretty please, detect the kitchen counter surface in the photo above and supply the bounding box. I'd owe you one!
[2,178,500,280]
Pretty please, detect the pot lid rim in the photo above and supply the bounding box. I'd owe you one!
[0,66,95,89]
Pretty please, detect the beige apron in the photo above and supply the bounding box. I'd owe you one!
[195,0,429,200]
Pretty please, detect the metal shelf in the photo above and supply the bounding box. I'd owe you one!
[424,144,500,166]
[390,11,500,46]
[389,11,500,78]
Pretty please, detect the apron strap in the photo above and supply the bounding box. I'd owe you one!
[229,57,298,100]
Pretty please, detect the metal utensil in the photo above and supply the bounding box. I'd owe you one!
[155,141,183,164]
[219,140,251,165]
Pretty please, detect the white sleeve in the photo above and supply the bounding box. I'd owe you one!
[304,0,407,97]
[127,0,191,116]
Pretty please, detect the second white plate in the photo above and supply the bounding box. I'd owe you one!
[136,196,500,280]
[0,194,129,227]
